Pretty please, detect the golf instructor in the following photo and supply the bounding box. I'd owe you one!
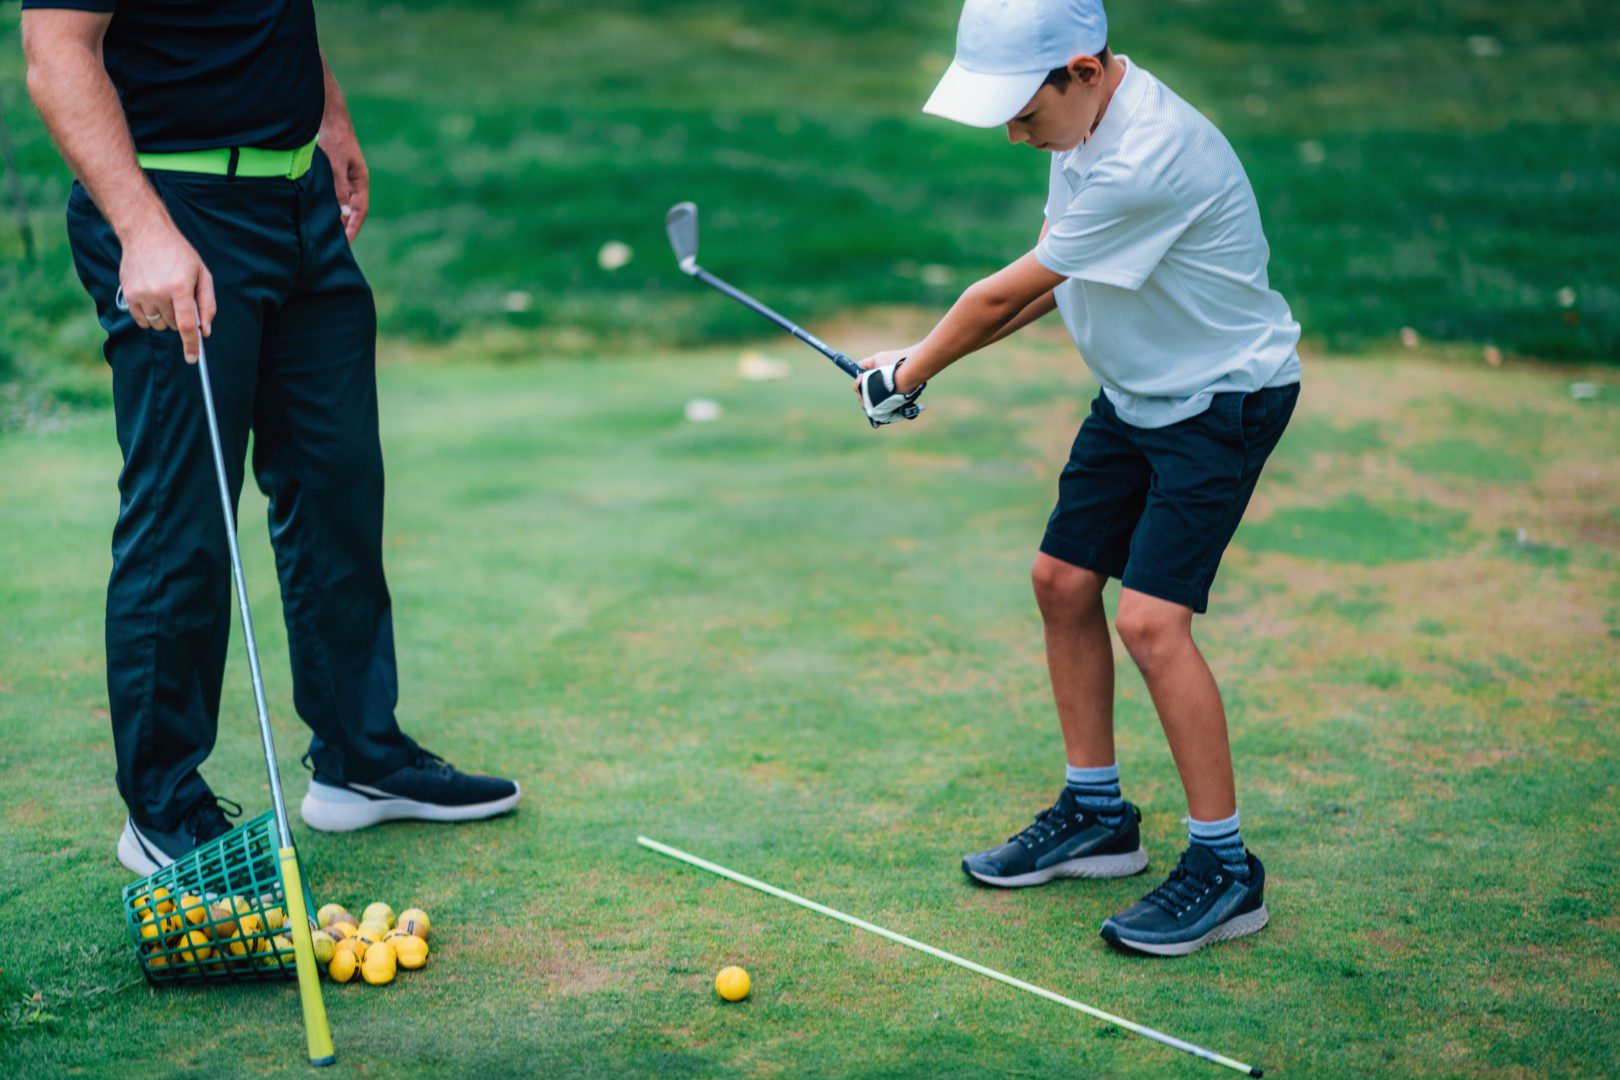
[22,0,519,875]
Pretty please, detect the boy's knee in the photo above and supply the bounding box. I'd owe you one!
[1031,554,1106,618]
[1114,598,1191,670]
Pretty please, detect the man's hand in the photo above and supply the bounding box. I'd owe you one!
[322,125,368,242]
[119,222,216,362]
[854,355,926,426]
[320,56,368,241]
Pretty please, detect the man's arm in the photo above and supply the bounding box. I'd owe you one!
[23,9,214,359]
[318,54,368,242]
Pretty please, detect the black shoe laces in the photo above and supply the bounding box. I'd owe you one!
[1011,803,1070,849]
[188,795,242,842]
[412,747,454,777]
[1142,854,1221,916]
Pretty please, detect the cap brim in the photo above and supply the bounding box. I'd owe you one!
[922,61,1046,128]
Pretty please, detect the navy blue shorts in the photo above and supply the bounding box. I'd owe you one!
[1040,384,1299,613]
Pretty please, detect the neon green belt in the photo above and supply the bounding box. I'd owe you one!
[137,136,317,179]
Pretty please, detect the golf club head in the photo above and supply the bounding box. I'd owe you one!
[665,202,699,274]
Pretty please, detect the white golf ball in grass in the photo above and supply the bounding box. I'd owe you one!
[598,241,633,271]
[684,398,723,423]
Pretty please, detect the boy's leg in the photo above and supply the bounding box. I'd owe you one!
[1099,385,1298,955]
[960,395,1150,888]
[1032,555,1116,769]
[1113,590,1234,821]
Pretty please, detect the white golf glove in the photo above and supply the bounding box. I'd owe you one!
[856,358,925,427]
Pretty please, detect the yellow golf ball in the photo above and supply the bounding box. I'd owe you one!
[362,902,396,930]
[714,966,750,1002]
[361,939,397,985]
[328,948,357,984]
[393,934,429,970]
[397,908,430,939]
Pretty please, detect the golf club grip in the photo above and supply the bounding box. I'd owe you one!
[692,268,862,379]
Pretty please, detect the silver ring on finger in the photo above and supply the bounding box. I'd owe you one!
[147,313,167,329]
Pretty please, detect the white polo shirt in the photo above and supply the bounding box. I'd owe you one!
[1035,58,1301,428]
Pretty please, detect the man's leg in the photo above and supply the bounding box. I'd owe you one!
[65,177,274,871]
[250,159,412,787]
[257,149,517,832]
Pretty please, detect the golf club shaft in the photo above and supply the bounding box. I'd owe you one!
[196,334,335,1066]
[194,338,293,852]
[638,836,1261,1077]
[690,266,862,379]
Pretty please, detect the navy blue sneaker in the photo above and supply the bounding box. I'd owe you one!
[1100,845,1269,956]
[300,748,519,832]
[962,789,1148,887]
[116,796,242,876]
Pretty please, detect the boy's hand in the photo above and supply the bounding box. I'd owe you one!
[854,356,925,426]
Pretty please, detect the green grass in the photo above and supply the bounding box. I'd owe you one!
[3,0,1619,426]
[2,334,1616,1075]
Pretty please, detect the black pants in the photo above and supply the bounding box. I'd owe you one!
[66,148,414,833]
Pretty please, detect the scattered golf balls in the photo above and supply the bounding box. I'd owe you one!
[313,902,435,985]
[684,398,723,423]
[715,965,751,1002]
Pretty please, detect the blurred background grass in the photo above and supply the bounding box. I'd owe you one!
[2,0,1617,429]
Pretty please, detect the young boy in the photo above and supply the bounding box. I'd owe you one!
[855,0,1300,955]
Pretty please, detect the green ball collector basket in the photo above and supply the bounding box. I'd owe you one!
[121,810,318,983]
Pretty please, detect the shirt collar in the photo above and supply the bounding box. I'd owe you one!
[1057,56,1145,174]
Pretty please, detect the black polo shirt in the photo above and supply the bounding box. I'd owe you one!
[21,0,324,153]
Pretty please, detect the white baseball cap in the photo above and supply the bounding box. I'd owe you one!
[924,0,1109,128]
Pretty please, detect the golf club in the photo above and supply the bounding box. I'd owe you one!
[115,290,336,1066]
[664,202,921,424]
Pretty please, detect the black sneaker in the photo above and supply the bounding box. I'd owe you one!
[116,796,243,876]
[1100,844,1269,956]
[962,789,1148,887]
[299,748,520,832]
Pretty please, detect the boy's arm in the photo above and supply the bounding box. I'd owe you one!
[985,218,1057,345]
[983,288,1057,346]
[22,9,215,359]
[868,250,1066,392]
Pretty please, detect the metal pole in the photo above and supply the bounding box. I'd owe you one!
[194,336,294,850]
[639,836,1262,1077]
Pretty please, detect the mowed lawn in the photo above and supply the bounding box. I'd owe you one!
[4,0,1617,427]
[1,331,1616,1076]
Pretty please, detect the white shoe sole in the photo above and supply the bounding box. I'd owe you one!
[1107,904,1270,956]
[116,820,173,877]
[965,847,1149,887]
[299,780,521,832]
